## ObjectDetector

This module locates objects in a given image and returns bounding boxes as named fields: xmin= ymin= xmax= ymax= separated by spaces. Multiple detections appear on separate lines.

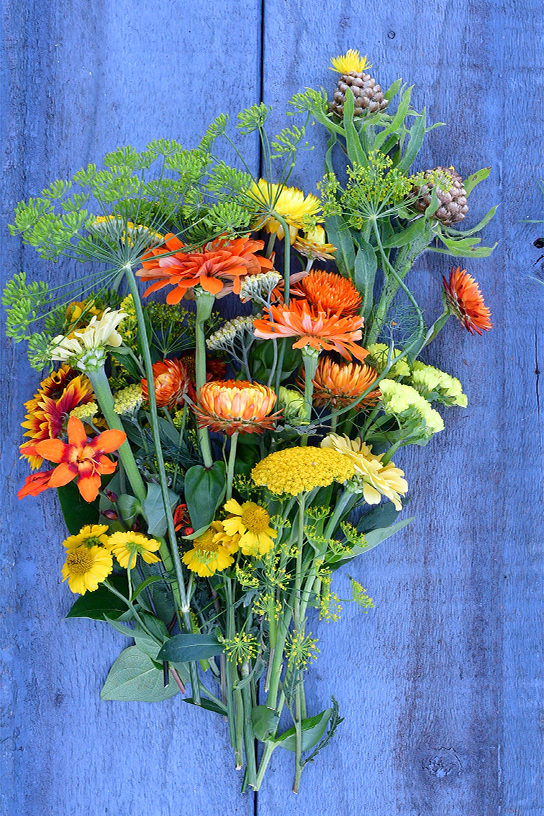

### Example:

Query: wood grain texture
xmin=1 ymin=0 xmax=543 ymax=814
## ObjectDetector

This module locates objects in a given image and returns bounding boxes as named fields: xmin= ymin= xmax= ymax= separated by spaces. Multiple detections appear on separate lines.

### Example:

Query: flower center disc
xmin=66 ymin=547 xmax=95 ymax=574
xmin=241 ymin=505 xmax=270 ymax=533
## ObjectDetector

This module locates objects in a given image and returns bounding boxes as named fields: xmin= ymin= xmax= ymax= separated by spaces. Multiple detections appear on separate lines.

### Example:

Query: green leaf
xmin=446 ymin=205 xmax=498 ymax=237
xmin=184 ymin=461 xmax=226 ymax=532
xmin=273 ymin=708 xmax=332 ymax=752
xmin=65 ymin=574 xmax=129 ymax=621
xmin=100 ymin=646 xmax=179 ymax=702
xmin=374 ymin=86 xmax=412 ymax=152
xmin=157 ymin=632 xmax=224 ymax=663
xmin=396 ymin=109 xmax=426 ymax=173
xmin=252 ymin=705 xmax=280 ymax=742
xmin=133 ymin=613 xmax=170 ymax=659
xmin=353 ymin=239 xmax=377 ymax=322
xmin=342 ymin=88 xmax=366 ymax=166
xmin=143 ymin=482 xmax=179 ymax=537
xmin=324 ymin=214 xmax=355 ymax=279
xmin=57 ymin=481 xmax=100 ymax=535
xmin=384 ymin=78 xmax=402 ymax=102
xmin=104 ymin=614 xmax=135 ymax=637
xmin=130 ymin=574 xmax=163 ymax=602
xmin=117 ymin=494 xmax=141 ymax=525
xmin=353 ymin=516 xmax=415 ymax=554
xmin=183 ymin=697 xmax=228 ymax=716
xmin=357 ymin=501 xmax=402 ymax=533
xmin=464 ymin=166 xmax=491 ymax=196
xmin=381 ymin=217 xmax=427 ymax=249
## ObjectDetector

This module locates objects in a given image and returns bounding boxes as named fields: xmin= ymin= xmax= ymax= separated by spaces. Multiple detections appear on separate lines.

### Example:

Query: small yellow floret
xmin=330 ymin=50 xmax=371 ymax=74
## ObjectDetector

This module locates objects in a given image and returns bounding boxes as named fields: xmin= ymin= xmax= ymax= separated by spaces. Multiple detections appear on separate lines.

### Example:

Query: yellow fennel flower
xmin=61 ymin=545 xmax=113 ymax=595
xmin=182 ymin=524 xmax=234 ymax=577
xmin=107 ymin=531 xmax=161 ymax=569
xmin=222 ymin=499 xmax=277 ymax=556
xmin=251 ymin=446 xmax=355 ymax=496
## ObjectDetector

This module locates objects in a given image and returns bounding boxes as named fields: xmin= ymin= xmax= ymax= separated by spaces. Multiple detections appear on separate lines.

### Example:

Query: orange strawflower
xmin=195 ymin=380 xmax=280 ymax=435
xmin=141 ymin=358 xmax=191 ymax=408
xmin=253 ymin=300 xmax=368 ymax=362
xmin=31 ymin=416 xmax=126 ymax=503
xmin=443 ymin=267 xmax=492 ymax=335
xmin=311 ymin=357 xmax=379 ymax=408
xmin=292 ymin=269 xmax=362 ymax=316
xmin=136 ymin=233 xmax=274 ymax=302
xmin=20 ymin=365 xmax=94 ymax=469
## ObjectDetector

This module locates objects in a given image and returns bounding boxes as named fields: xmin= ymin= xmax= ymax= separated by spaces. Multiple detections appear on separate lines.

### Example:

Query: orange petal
xmin=67 ymin=416 xmax=87 ymax=447
xmin=34 ymin=438 xmax=67 ymax=463
xmin=98 ymin=455 xmax=117 ymax=474
xmin=199 ymin=276 xmax=224 ymax=295
xmin=77 ymin=474 xmax=101 ymax=502
xmin=166 ymin=287 xmax=189 ymax=305
xmin=90 ymin=429 xmax=126 ymax=454
xmin=165 ymin=233 xmax=184 ymax=251
xmin=49 ymin=462 xmax=77 ymax=487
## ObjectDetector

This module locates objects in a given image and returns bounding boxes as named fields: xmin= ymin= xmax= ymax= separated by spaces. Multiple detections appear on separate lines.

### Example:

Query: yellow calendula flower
xmin=249 ymin=180 xmax=322 ymax=239
xmin=222 ymin=499 xmax=277 ymax=556
xmin=321 ymin=434 xmax=408 ymax=511
xmin=182 ymin=523 xmax=234 ymax=577
xmin=107 ymin=531 xmax=161 ymax=569
xmin=61 ymin=545 xmax=113 ymax=595
xmin=62 ymin=524 xmax=110 ymax=550
xmin=251 ymin=446 xmax=355 ymax=496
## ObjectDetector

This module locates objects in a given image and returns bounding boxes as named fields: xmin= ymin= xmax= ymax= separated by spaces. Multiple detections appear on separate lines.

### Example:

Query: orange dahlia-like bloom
xmin=136 ymin=233 xmax=274 ymax=302
xmin=20 ymin=365 xmax=94 ymax=469
xmin=31 ymin=416 xmax=126 ymax=502
xmin=141 ymin=358 xmax=191 ymax=408
xmin=195 ymin=380 xmax=280 ymax=435
xmin=311 ymin=357 xmax=379 ymax=408
xmin=253 ymin=300 xmax=368 ymax=362
xmin=443 ymin=267 xmax=492 ymax=335
xmin=292 ymin=269 xmax=362 ymax=316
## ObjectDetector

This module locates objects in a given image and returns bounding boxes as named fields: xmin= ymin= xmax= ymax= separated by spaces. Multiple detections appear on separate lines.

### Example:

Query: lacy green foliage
xmin=236 ymin=102 xmax=271 ymax=134
xmin=144 ymin=302 xmax=198 ymax=359
xmin=270 ymin=125 xmax=311 ymax=158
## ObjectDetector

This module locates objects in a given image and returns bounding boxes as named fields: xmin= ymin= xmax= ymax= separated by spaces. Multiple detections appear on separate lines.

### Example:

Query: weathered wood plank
xmin=0 ymin=2 xmax=261 ymax=814
xmin=257 ymin=0 xmax=544 ymax=813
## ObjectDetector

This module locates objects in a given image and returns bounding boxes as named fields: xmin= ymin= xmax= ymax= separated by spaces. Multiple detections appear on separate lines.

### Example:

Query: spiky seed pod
xmin=329 ymin=51 xmax=388 ymax=118
xmin=412 ymin=166 xmax=469 ymax=225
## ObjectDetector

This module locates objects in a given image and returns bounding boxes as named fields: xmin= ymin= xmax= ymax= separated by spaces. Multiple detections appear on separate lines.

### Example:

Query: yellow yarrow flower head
xmin=222 ymin=499 xmax=277 ymax=557
xmin=107 ymin=531 xmax=161 ymax=569
xmin=366 ymin=343 xmax=411 ymax=378
xmin=181 ymin=522 xmax=234 ymax=577
xmin=70 ymin=401 xmax=99 ymax=421
xmin=410 ymin=361 xmax=467 ymax=407
xmin=330 ymin=50 xmax=371 ymax=74
xmin=249 ymin=180 xmax=322 ymax=239
xmin=321 ymin=434 xmax=408 ymax=511
xmin=62 ymin=524 xmax=110 ymax=550
xmin=251 ymin=446 xmax=355 ymax=496
xmin=62 ymin=545 xmax=113 ymax=595
xmin=113 ymin=384 xmax=143 ymax=415
xmin=379 ymin=379 xmax=444 ymax=442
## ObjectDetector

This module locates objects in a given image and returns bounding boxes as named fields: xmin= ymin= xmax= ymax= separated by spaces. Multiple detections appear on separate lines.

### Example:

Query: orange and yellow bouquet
xmin=4 ymin=51 xmax=494 ymax=793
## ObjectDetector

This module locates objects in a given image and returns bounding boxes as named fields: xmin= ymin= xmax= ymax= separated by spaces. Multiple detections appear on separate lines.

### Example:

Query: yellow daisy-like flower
xmin=251 ymin=446 xmax=355 ymax=496
xmin=222 ymin=499 xmax=277 ymax=556
xmin=329 ymin=50 xmax=371 ymax=74
xmin=61 ymin=545 xmax=113 ymax=595
xmin=62 ymin=524 xmax=110 ymax=550
xmin=249 ymin=180 xmax=322 ymax=239
xmin=321 ymin=434 xmax=408 ymax=511
xmin=107 ymin=531 xmax=161 ymax=569
xmin=182 ymin=524 xmax=234 ymax=577
xmin=293 ymin=226 xmax=337 ymax=261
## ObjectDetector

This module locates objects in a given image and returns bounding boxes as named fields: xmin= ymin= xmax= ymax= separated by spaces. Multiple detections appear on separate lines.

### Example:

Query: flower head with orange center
xmin=136 ymin=233 xmax=274 ymax=302
xmin=194 ymin=380 xmax=280 ymax=435
xmin=253 ymin=300 xmax=368 ymax=362
xmin=311 ymin=357 xmax=379 ymax=408
xmin=31 ymin=416 xmax=126 ymax=502
xmin=442 ymin=267 xmax=492 ymax=335
xmin=20 ymin=365 xmax=94 ymax=469
xmin=141 ymin=358 xmax=191 ymax=408
xmin=292 ymin=269 xmax=362 ymax=316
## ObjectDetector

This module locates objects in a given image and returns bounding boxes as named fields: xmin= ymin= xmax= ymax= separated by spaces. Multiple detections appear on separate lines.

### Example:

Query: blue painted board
xmin=1 ymin=0 xmax=543 ymax=814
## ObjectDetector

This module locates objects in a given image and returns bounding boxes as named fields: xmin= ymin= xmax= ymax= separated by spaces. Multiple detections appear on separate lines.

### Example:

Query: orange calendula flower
xmin=195 ymin=380 xmax=280 ymax=435
xmin=253 ymin=300 xmax=368 ymax=362
xmin=443 ymin=267 xmax=492 ymax=335
xmin=292 ymin=269 xmax=362 ymax=316
xmin=32 ymin=416 xmax=126 ymax=503
xmin=20 ymin=365 xmax=94 ymax=469
xmin=311 ymin=357 xmax=379 ymax=408
xmin=141 ymin=358 xmax=191 ymax=408
xmin=136 ymin=233 xmax=274 ymax=302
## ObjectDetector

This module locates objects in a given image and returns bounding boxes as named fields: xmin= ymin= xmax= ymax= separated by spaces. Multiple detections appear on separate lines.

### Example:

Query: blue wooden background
xmin=1 ymin=1 xmax=543 ymax=813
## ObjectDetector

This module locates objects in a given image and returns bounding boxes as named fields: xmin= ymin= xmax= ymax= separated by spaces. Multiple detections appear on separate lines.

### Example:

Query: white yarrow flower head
xmin=49 ymin=308 xmax=128 ymax=372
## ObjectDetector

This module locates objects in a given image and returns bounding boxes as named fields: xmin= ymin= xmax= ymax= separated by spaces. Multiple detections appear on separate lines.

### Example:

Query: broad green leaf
xmin=57 ymin=481 xmax=100 ymax=535
xmin=384 ymin=78 xmax=402 ymax=102
xmin=252 ymin=705 xmax=280 ymax=742
xmin=184 ymin=461 xmax=226 ymax=532
xmin=353 ymin=239 xmax=377 ymax=322
xmin=357 ymin=501 xmax=402 ymax=534
xmin=353 ymin=516 xmax=415 ymax=554
xmin=324 ymin=214 xmax=355 ymax=279
xmin=130 ymin=574 xmax=164 ymax=602
xmin=381 ymin=217 xmax=427 ymax=249
xmin=374 ymin=86 xmax=412 ymax=152
xmin=464 ymin=166 xmax=491 ymax=196
xmin=158 ymin=632 xmax=224 ymax=663
xmin=104 ymin=614 xmax=135 ymax=637
xmin=142 ymin=482 xmax=179 ymax=537
xmin=396 ymin=109 xmax=426 ymax=173
xmin=342 ymin=88 xmax=366 ymax=166
xmin=274 ymin=708 xmax=332 ymax=752
xmin=65 ymin=574 xmax=129 ymax=621
xmin=117 ymin=494 xmax=141 ymax=525
xmin=133 ymin=613 xmax=170 ymax=659
xmin=100 ymin=646 xmax=179 ymax=702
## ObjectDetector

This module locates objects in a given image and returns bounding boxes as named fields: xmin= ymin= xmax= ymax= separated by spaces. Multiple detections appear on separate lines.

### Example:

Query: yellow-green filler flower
xmin=409 ymin=362 xmax=467 ymax=407
xmin=379 ymin=379 xmax=444 ymax=442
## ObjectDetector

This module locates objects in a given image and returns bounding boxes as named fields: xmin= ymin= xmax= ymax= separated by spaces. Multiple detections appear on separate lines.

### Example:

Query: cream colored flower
xmin=50 ymin=308 xmax=128 ymax=371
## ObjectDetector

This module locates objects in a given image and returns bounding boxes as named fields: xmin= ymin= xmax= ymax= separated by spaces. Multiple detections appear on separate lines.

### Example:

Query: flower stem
xmin=300 ymin=349 xmax=319 ymax=446
xmin=241 ymin=662 xmax=257 ymax=787
xmin=225 ymin=432 xmax=239 ymax=502
xmin=194 ymin=288 xmax=215 ymax=468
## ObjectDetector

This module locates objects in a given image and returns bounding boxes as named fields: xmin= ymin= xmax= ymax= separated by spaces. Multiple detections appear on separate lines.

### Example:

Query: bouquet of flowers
xmin=4 ymin=50 xmax=494 ymax=793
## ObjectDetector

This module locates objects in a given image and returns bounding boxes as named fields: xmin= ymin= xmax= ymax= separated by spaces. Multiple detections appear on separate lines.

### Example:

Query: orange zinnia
xmin=443 ymin=267 xmax=492 ymax=335
xmin=311 ymin=357 xmax=379 ymax=408
xmin=253 ymin=300 xmax=368 ymax=362
xmin=32 ymin=416 xmax=126 ymax=502
xmin=136 ymin=233 xmax=274 ymax=302
xmin=292 ymin=269 xmax=362 ymax=316
xmin=195 ymin=380 xmax=280 ymax=435
xmin=141 ymin=358 xmax=190 ymax=408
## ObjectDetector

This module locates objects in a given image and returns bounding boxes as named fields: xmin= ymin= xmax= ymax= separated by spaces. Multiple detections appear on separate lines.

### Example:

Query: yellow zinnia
xmin=182 ymin=523 xmax=234 ymax=577
xmin=251 ymin=446 xmax=355 ymax=496
xmin=107 ymin=531 xmax=161 ymax=569
xmin=61 ymin=545 xmax=113 ymax=595
xmin=62 ymin=524 xmax=110 ymax=550
xmin=249 ymin=180 xmax=322 ymax=239
xmin=222 ymin=500 xmax=277 ymax=556
xmin=321 ymin=434 xmax=408 ymax=511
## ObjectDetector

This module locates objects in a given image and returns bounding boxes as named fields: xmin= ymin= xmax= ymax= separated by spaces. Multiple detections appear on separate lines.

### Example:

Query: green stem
xmin=225 ymin=577 xmax=243 ymax=768
xmin=194 ymin=288 xmax=215 ymax=468
xmin=300 ymin=349 xmax=319 ymax=446
xmin=323 ymin=488 xmax=353 ymax=540
xmin=86 ymin=367 xmax=146 ymax=504
xmin=225 ymin=432 xmax=239 ymax=502
xmin=241 ymin=662 xmax=257 ymax=787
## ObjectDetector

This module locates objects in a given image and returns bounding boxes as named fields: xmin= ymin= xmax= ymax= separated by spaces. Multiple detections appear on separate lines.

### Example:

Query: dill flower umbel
xmin=195 ymin=380 xmax=279 ymax=435
xmin=443 ymin=267 xmax=493 ymax=335
xmin=410 ymin=361 xmax=467 ymax=407
xmin=222 ymin=499 xmax=277 ymax=556
xmin=62 ymin=545 xmax=113 ymax=595
xmin=379 ymin=379 xmax=444 ymax=439
xmin=249 ymin=180 xmax=322 ymax=239
xmin=107 ymin=531 xmax=161 ymax=569
xmin=251 ymin=446 xmax=355 ymax=496
xmin=182 ymin=523 xmax=234 ymax=577
xmin=292 ymin=269 xmax=362 ymax=316
xmin=321 ymin=434 xmax=408 ymax=510
xmin=311 ymin=358 xmax=379 ymax=409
